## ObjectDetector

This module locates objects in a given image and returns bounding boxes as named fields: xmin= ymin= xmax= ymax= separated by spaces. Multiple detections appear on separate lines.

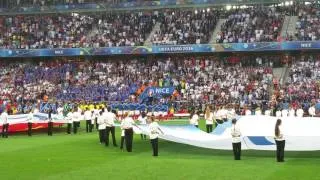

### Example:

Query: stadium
xmin=0 ymin=0 xmax=320 ymax=179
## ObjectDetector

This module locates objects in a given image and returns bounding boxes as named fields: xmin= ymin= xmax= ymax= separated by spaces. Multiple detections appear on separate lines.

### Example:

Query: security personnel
xmin=105 ymin=107 xmax=117 ymax=147
xmin=149 ymin=116 xmax=164 ymax=157
xmin=84 ymin=108 xmax=92 ymax=133
xmin=66 ymin=110 xmax=73 ymax=134
xmin=1 ymin=109 xmax=9 ymax=138
xmin=27 ymin=110 xmax=33 ymax=136
xmin=97 ymin=110 xmax=106 ymax=144
xmin=231 ymin=119 xmax=241 ymax=160
xmin=121 ymin=112 xmax=135 ymax=152
xmin=47 ymin=107 xmax=53 ymax=136
xmin=274 ymin=119 xmax=285 ymax=162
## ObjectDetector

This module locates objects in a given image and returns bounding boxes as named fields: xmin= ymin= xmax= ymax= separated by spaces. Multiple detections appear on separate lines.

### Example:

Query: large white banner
xmin=138 ymin=116 xmax=320 ymax=151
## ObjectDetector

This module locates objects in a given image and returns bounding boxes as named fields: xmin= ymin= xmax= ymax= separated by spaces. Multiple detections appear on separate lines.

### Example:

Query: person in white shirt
xmin=66 ymin=109 xmax=73 ymax=134
xmin=1 ymin=109 xmax=9 ymax=138
xmin=255 ymin=107 xmax=262 ymax=116
xmin=264 ymin=109 xmax=271 ymax=116
xmin=288 ymin=107 xmax=295 ymax=117
xmin=120 ymin=112 xmax=136 ymax=152
xmin=27 ymin=109 xmax=34 ymax=136
xmin=84 ymin=108 xmax=92 ymax=133
xmin=189 ymin=110 xmax=199 ymax=128
xmin=274 ymin=119 xmax=285 ymax=162
xmin=281 ymin=109 xmax=288 ymax=118
xmin=90 ymin=110 xmax=95 ymax=132
xmin=231 ymin=119 xmax=241 ymax=160
xmin=296 ymin=107 xmax=304 ymax=118
xmin=245 ymin=107 xmax=252 ymax=116
xmin=276 ymin=109 xmax=282 ymax=117
xmin=97 ymin=110 xmax=106 ymax=144
xmin=94 ymin=107 xmax=100 ymax=130
xmin=149 ymin=116 xmax=164 ymax=157
xmin=308 ymin=105 xmax=316 ymax=117
xmin=204 ymin=106 xmax=214 ymax=133
xmin=105 ymin=107 xmax=117 ymax=147
xmin=138 ymin=112 xmax=147 ymax=140
xmin=73 ymin=107 xmax=81 ymax=134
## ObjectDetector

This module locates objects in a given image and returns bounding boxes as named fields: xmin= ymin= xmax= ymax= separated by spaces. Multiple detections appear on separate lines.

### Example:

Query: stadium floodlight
xmin=284 ymin=1 xmax=290 ymax=6
xmin=207 ymin=8 xmax=210 ymax=12
xmin=195 ymin=10 xmax=198 ymax=14
xmin=304 ymin=1 xmax=311 ymax=5
xmin=289 ymin=1 xmax=293 ymax=5
xmin=226 ymin=5 xmax=232 ymax=11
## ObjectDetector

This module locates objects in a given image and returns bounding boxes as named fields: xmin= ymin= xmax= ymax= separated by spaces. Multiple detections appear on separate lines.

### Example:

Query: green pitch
xmin=0 ymin=120 xmax=319 ymax=180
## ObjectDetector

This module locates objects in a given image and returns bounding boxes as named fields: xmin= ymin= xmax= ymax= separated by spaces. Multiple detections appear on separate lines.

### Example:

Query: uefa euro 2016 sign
xmin=1 ymin=41 xmax=320 ymax=57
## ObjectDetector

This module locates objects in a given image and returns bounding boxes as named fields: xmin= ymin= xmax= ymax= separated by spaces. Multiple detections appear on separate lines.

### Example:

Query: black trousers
xmin=89 ymin=121 xmax=93 ymax=132
xmin=105 ymin=126 xmax=117 ymax=146
xmin=195 ymin=125 xmax=198 ymax=128
xmin=120 ymin=136 xmax=125 ymax=149
xmin=67 ymin=123 xmax=72 ymax=134
xmin=232 ymin=142 xmax=241 ymax=160
xmin=141 ymin=134 xmax=147 ymax=140
xmin=99 ymin=129 xmax=106 ymax=143
xmin=95 ymin=118 xmax=98 ymax=129
xmin=27 ymin=122 xmax=32 ymax=136
xmin=206 ymin=124 xmax=213 ymax=133
xmin=2 ymin=123 xmax=9 ymax=138
xmin=216 ymin=119 xmax=224 ymax=124
xmin=275 ymin=140 xmax=285 ymax=162
xmin=151 ymin=138 xmax=159 ymax=156
xmin=48 ymin=122 xmax=53 ymax=136
xmin=73 ymin=122 xmax=79 ymax=134
xmin=124 ymin=128 xmax=134 ymax=152
xmin=86 ymin=120 xmax=91 ymax=133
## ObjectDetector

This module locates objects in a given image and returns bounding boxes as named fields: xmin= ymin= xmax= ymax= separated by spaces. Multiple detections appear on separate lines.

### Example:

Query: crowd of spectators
xmin=0 ymin=6 xmax=306 ymax=49
xmin=274 ymin=55 xmax=320 ymax=113
xmin=0 ymin=55 xmax=276 ymax=114
xmin=152 ymin=9 xmax=218 ymax=45
xmin=293 ymin=4 xmax=320 ymax=41
xmin=216 ymin=7 xmax=284 ymax=43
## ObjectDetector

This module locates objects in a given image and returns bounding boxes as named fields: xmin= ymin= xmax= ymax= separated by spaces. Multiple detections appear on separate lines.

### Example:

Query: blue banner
xmin=139 ymin=87 xmax=175 ymax=101
xmin=1 ymin=41 xmax=320 ymax=57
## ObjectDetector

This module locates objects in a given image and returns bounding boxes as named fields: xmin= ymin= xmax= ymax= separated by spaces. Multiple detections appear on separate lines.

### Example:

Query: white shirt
xmin=309 ymin=106 xmax=316 ymax=116
xmin=276 ymin=110 xmax=282 ymax=117
xmin=227 ymin=109 xmax=236 ymax=119
xmin=288 ymin=109 xmax=295 ymax=117
xmin=231 ymin=124 xmax=241 ymax=143
xmin=149 ymin=121 xmax=161 ymax=139
xmin=121 ymin=117 xmax=135 ymax=129
xmin=97 ymin=115 xmax=106 ymax=130
xmin=1 ymin=112 xmax=8 ymax=124
xmin=264 ymin=110 xmax=271 ymax=116
xmin=296 ymin=109 xmax=304 ymax=117
xmin=28 ymin=112 xmax=33 ymax=123
xmin=281 ymin=109 xmax=288 ymax=117
xmin=66 ymin=112 xmax=73 ymax=123
xmin=138 ymin=116 xmax=147 ymax=125
xmin=57 ymin=107 xmax=63 ymax=116
xmin=72 ymin=111 xmax=81 ymax=122
xmin=205 ymin=112 xmax=214 ymax=125
xmin=190 ymin=114 xmax=199 ymax=126
xmin=104 ymin=112 xmax=117 ymax=127
xmin=255 ymin=110 xmax=262 ymax=116
xmin=275 ymin=125 xmax=285 ymax=141
xmin=245 ymin=110 xmax=251 ymax=116
xmin=84 ymin=110 xmax=91 ymax=120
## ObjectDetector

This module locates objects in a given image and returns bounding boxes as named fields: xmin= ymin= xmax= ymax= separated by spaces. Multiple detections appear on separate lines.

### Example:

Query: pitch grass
xmin=0 ymin=120 xmax=319 ymax=180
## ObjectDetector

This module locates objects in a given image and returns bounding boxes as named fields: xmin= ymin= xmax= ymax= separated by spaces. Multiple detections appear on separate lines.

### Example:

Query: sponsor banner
xmin=139 ymin=87 xmax=175 ymax=101
xmin=1 ymin=41 xmax=320 ymax=57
